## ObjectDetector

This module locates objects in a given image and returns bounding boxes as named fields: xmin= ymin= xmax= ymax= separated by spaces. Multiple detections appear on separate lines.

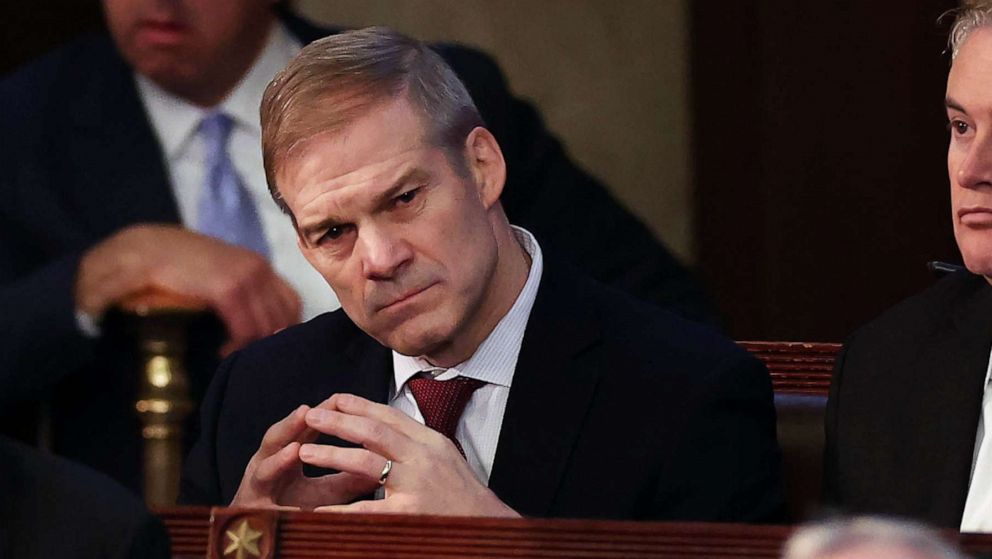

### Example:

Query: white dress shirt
xmin=134 ymin=22 xmax=339 ymax=321
xmin=390 ymin=227 xmax=544 ymax=485
xmin=961 ymin=347 xmax=992 ymax=531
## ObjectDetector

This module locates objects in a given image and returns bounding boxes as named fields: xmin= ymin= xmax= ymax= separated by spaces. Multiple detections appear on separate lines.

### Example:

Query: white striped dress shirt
xmin=390 ymin=226 xmax=543 ymax=485
xmin=961 ymin=346 xmax=992 ymax=532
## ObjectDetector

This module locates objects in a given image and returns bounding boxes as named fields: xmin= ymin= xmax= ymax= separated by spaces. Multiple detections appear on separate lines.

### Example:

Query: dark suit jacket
xmin=180 ymin=261 xmax=783 ymax=521
xmin=824 ymin=270 xmax=992 ymax=528
xmin=0 ymin=14 xmax=713 ymax=492
xmin=0 ymin=436 xmax=171 ymax=559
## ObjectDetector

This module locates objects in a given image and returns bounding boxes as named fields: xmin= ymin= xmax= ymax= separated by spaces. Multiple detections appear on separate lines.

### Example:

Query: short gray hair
xmin=782 ymin=517 xmax=970 ymax=559
xmin=947 ymin=1 xmax=992 ymax=59
xmin=260 ymin=26 xmax=485 ymax=213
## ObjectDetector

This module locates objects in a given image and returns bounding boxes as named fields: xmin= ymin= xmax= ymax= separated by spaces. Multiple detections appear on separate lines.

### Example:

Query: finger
xmin=226 ymin=275 xmax=298 ymax=346
xmin=238 ymin=282 xmax=277 ymax=339
xmin=271 ymin=277 xmax=302 ymax=328
xmin=306 ymin=472 xmax=381 ymax=503
xmin=253 ymin=272 xmax=302 ymax=335
xmin=304 ymin=407 xmax=415 ymax=461
xmin=245 ymin=285 xmax=282 ymax=338
xmin=210 ymin=263 xmax=275 ymax=351
xmin=220 ymin=339 xmax=240 ymax=358
xmin=213 ymin=293 xmax=261 ymax=354
xmin=253 ymin=441 xmax=302 ymax=484
xmin=327 ymin=393 xmax=436 ymax=443
xmin=314 ymin=499 xmax=386 ymax=514
xmin=298 ymin=444 xmax=386 ymax=480
xmin=258 ymin=405 xmax=311 ymax=457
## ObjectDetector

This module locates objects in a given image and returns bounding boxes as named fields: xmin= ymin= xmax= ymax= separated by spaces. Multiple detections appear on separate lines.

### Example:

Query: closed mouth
xmin=959 ymin=206 xmax=992 ymax=218
xmin=378 ymin=283 xmax=436 ymax=312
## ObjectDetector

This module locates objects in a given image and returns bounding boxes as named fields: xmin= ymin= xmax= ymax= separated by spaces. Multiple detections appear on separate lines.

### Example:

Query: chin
xmin=957 ymin=232 xmax=992 ymax=278
xmin=379 ymin=320 xmax=452 ymax=358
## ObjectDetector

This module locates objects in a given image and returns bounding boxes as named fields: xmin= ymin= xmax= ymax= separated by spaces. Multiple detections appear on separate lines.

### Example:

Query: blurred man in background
xmin=783 ymin=517 xmax=969 ymax=559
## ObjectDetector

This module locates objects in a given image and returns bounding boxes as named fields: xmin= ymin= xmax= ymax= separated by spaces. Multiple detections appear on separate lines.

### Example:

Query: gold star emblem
xmin=223 ymin=519 xmax=263 ymax=559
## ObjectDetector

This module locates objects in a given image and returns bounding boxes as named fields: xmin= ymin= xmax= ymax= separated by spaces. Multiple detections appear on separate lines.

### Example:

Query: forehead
xmin=948 ymin=27 xmax=992 ymax=103
xmin=277 ymin=96 xmax=434 ymax=217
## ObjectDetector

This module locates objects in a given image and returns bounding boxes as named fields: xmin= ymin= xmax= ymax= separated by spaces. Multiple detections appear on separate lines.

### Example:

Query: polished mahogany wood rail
xmin=155 ymin=507 xmax=992 ymax=559
xmin=739 ymin=341 xmax=840 ymax=396
xmin=156 ymin=507 xmax=789 ymax=559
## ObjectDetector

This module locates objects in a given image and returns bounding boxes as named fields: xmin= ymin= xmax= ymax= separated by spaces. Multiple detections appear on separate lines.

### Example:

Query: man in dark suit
xmin=180 ymin=27 xmax=783 ymax=521
xmin=824 ymin=3 xmax=992 ymax=530
xmin=0 ymin=1 xmax=712 ymax=492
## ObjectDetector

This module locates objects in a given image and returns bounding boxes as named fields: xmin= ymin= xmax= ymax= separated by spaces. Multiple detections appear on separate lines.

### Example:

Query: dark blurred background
xmin=0 ymin=0 xmax=961 ymax=342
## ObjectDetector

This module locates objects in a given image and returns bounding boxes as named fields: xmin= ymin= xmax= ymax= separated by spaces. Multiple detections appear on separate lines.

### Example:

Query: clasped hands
xmin=231 ymin=393 xmax=520 ymax=517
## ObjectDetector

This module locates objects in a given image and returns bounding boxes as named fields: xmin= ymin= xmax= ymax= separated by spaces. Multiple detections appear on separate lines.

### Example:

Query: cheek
xmin=957 ymin=232 xmax=992 ymax=277
xmin=949 ymin=149 xmax=962 ymax=185
xmin=303 ymin=250 xmax=360 ymax=303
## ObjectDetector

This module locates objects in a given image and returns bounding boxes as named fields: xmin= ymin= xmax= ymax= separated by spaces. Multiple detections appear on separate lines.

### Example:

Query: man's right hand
xmin=231 ymin=405 xmax=380 ymax=510
xmin=75 ymin=224 xmax=301 ymax=354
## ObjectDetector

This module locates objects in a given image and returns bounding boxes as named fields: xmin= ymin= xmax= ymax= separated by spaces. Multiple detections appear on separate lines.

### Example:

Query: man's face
xmin=103 ymin=0 xmax=273 ymax=105
xmin=278 ymin=96 xmax=503 ymax=359
xmin=947 ymin=27 xmax=992 ymax=277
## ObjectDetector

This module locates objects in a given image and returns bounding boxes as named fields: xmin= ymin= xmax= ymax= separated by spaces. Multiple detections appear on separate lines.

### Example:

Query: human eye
xmin=948 ymin=118 xmax=972 ymax=137
xmin=317 ymin=224 xmax=353 ymax=245
xmin=394 ymin=187 xmax=421 ymax=206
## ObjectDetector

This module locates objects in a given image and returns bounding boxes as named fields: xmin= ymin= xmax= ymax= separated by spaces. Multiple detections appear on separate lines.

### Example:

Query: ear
xmin=464 ymin=127 xmax=506 ymax=210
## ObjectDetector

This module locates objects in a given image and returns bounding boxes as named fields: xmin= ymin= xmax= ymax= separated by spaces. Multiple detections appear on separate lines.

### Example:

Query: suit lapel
xmin=343 ymin=329 xmax=393 ymax=405
xmin=488 ymin=262 xmax=602 ymax=516
xmin=302 ymin=327 xmax=391 ymax=476
xmin=935 ymin=274 xmax=992 ymax=523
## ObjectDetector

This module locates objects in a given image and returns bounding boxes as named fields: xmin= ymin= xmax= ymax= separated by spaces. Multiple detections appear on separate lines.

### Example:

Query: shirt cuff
xmin=74 ymin=308 xmax=102 ymax=339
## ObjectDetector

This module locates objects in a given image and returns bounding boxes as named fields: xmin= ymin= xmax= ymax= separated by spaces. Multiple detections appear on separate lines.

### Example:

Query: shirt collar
xmin=985 ymin=345 xmax=992 ymax=388
xmin=392 ymin=226 xmax=544 ymax=393
xmin=134 ymin=22 xmax=301 ymax=160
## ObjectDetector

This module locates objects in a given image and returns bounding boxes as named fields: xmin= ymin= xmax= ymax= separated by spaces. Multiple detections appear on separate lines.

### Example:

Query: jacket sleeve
xmin=0 ymin=223 xmax=98 ymax=410
xmin=653 ymin=352 xmax=786 ymax=522
xmin=433 ymin=44 xmax=718 ymax=326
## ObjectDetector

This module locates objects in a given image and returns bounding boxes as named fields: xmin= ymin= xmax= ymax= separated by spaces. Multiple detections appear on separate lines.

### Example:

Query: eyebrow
xmin=945 ymin=97 xmax=967 ymax=113
xmin=297 ymin=167 xmax=433 ymax=245
xmin=371 ymin=168 xmax=432 ymax=212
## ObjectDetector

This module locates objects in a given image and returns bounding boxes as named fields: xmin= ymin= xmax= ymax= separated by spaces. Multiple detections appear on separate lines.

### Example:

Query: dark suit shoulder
xmin=531 ymin=268 xmax=780 ymax=522
xmin=233 ymin=310 xmax=364 ymax=364
xmin=1 ymin=33 xmax=130 ymax=174
xmin=589 ymin=275 xmax=757 ymax=383
xmin=844 ymin=270 xmax=987 ymax=358
xmin=215 ymin=309 xmax=388 ymax=423
xmin=1 ymin=33 xmax=121 ymax=116
xmin=824 ymin=270 xmax=992 ymax=526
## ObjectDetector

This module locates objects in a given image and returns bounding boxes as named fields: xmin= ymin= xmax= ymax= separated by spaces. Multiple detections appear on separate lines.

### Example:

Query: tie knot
xmin=200 ymin=112 xmax=234 ymax=153
xmin=406 ymin=374 xmax=485 ymax=456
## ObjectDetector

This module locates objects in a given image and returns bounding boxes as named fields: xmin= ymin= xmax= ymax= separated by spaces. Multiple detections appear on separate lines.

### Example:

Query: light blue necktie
xmin=195 ymin=112 xmax=270 ymax=258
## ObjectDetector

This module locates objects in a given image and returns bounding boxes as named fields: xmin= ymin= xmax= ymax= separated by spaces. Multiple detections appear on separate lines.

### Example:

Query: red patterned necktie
xmin=406 ymin=374 xmax=485 ymax=457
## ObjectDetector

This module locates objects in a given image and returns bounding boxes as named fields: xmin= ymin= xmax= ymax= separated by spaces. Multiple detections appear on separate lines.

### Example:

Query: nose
xmin=956 ymin=133 xmax=992 ymax=190
xmin=356 ymin=224 xmax=413 ymax=280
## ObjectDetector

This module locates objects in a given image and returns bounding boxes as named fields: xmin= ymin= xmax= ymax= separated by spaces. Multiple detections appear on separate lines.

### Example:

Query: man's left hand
xmin=298 ymin=393 xmax=520 ymax=517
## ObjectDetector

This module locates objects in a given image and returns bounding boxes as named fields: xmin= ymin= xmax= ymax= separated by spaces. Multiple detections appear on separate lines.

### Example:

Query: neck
xmin=424 ymin=221 xmax=531 ymax=368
